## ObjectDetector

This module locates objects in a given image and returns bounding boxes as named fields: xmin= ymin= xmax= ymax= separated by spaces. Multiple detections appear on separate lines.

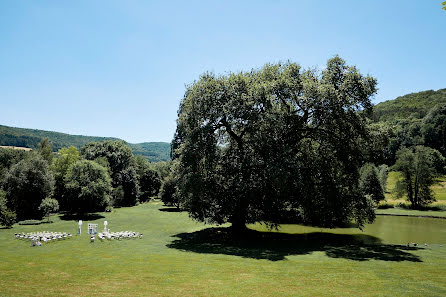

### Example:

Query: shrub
xmin=18 ymin=219 xmax=41 ymax=225
xmin=377 ymin=203 xmax=394 ymax=209
xmin=0 ymin=209 xmax=17 ymax=228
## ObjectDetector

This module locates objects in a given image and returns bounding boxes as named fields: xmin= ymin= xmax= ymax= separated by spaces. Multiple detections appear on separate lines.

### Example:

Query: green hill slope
xmin=373 ymin=88 xmax=446 ymax=122
xmin=0 ymin=124 xmax=170 ymax=162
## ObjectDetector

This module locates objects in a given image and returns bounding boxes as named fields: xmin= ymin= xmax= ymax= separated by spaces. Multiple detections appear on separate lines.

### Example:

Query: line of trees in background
xmin=0 ymin=139 xmax=166 ymax=227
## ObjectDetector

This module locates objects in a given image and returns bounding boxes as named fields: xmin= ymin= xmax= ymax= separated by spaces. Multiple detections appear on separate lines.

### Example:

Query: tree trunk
xmin=414 ymin=176 xmax=419 ymax=209
xmin=230 ymin=200 xmax=248 ymax=235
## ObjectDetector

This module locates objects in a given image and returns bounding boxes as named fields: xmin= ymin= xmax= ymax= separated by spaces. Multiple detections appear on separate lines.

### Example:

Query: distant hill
xmin=373 ymin=88 xmax=446 ymax=122
xmin=0 ymin=124 xmax=170 ymax=162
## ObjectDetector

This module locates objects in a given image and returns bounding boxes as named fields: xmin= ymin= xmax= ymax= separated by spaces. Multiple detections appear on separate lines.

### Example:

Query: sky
xmin=0 ymin=0 xmax=445 ymax=143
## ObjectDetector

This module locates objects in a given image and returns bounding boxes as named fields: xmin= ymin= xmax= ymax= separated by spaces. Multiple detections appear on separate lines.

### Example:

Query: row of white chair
xmin=94 ymin=231 xmax=143 ymax=241
xmin=14 ymin=232 xmax=72 ymax=243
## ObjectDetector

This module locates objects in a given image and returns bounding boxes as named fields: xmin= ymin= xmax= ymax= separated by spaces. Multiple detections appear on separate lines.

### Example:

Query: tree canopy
xmin=81 ymin=140 xmax=139 ymax=206
xmin=3 ymin=154 xmax=54 ymax=220
xmin=173 ymin=56 xmax=378 ymax=231
xmin=65 ymin=160 xmax=112 ymax=213
xmin=51 ymin=146 xmax=81 ymax=210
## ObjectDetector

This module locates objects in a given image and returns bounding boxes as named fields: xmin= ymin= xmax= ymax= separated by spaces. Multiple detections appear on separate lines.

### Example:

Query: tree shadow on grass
xmin=59 ymin=213 xmax=105 ymax=221
xmin=167 ymin=227 xmax=422 ymax=262
xmin=159 ymin=207 xmax=184 ymax=212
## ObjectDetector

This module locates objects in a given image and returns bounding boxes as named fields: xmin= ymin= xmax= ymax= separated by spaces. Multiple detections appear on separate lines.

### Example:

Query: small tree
xmin=359 ymin=163 xmax=385 ymax=203
xmin=377 ymin=164 xmax=389 ymax=193
xmin=393 ymin=146 xmax=444 ymax=208
xmin=37 ymin=138 xmax=54 ymax=164
xmin=160 ymin=174 xmax=179 ymax=209
xmin=39 ymin=198 xmax=59 ymax=222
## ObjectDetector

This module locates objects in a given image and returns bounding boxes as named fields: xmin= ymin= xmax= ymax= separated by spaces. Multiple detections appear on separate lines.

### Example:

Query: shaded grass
xmin=1 ymin=202 xmax=446 ymax=296
xmin=168 ymin=227 xmax=422 ymax=262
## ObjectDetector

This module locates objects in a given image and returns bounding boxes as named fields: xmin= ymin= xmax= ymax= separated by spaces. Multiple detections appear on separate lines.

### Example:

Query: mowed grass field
xmin=1 ymin=202 xmax=446 ymax=297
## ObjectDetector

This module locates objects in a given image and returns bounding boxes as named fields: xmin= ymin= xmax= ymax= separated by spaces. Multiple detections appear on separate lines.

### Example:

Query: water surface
xmin=250 ymin=215 xmax=446 ymax=245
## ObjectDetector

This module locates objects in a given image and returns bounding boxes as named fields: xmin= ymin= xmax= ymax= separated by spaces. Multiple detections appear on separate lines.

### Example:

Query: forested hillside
xmin=373 ymin=88 xmax=446 ymax=122
xmin=0 ymin=125 xmax=170 ymax=162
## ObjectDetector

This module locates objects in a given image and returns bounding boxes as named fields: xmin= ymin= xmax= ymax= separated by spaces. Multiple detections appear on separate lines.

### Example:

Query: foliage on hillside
xmin=373 ymin=88 xmax=446 ymax=122
xmin=0 ymin=124 xmax=170 ymax=162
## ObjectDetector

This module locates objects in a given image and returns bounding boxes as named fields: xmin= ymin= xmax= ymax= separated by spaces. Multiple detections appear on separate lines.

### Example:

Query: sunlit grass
xmin=1 ymin=202 xmax=446 ymax=296
xmin=385 ymin=171 xmax=446 ymax=201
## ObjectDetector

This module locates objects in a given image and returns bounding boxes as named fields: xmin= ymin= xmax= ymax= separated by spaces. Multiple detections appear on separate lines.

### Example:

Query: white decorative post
xmin=78 ymin=220 xmax=82 ymax=235
xmin=104 ymin=221 xmax=108 ymax=233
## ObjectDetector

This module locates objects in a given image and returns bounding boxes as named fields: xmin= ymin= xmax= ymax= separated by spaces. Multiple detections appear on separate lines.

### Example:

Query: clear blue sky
xmin=1 ymin=1 xmax=445 ymax=143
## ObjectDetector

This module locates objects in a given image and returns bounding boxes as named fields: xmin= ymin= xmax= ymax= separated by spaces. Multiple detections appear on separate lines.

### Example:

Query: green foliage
xmin=359 ymin=163 xmax=385 ymax=203
xmin=65 ymin=160 xmax=112 ymax=213
xmin=17 ymin=219 xmax=41 ymax=225
xmin=160 ymin=174 xmax=179 ymax=208
xmin=37 ymin=137 xmax=53 ymax=163
xmin=0 ymin=124 xmax=170 ymax=162
xmin=129 ymin=142 xmax=171 ymax=162
xmin=0 ymin=147 xmax=30 ymax=184
xmin=174 ymin=56 xmax=378 ymax=230
xmin=81 ymin=140 xmax=139 ymax=206
xmin=421 ymin=103 xmax=446 ymax=158
xmin=149 ymin=161 xmax=172 ymax=181
xmin=373 ymin=88 xmax=446 ymax=122
xmin=393 ymin=146 xmax=445 ymax=208
xmin=0 ymin=190 xmax=16 ymax=228
xmin=38 ymin=197 xmax=59 ymax=222
xmin=51 ymin=146 xmax=80 ymax=210
xmin=134 ymin=155 xmax=161 ymax=202
xmin=377 ymin=164 xmax=389 ymax=193
xmin=443 ymin=1 xmax=446 ymax=10
xmin=3 ymin=154 xmax=54 ymax=220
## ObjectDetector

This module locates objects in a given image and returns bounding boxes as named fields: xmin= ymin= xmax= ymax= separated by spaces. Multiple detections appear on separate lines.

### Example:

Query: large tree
xmin=3 ymin=154 xmax=54 ymax=220
xmin=51 ymin=146 xmax=81 ymax=210
xmin=393 ymin=146 xmax=444 ymax=208
xmin=359 ymin=163 xmax=385 ymax=203
xmin=65 ymin=160 xmax=112 ymax=213
xmin=173 ymin=56 xmax=378 ymax=231
xmin=81 ymin=140 xmax=139 ymax=206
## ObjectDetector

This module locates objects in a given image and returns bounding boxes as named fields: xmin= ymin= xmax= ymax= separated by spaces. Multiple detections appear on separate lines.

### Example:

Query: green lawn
xmin=1 ymin=202 xmax=446 ymax=296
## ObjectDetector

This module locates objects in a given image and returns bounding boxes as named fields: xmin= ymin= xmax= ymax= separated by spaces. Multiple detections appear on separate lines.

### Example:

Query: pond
xmin=250 ymin=215 xmax=446 ymax=245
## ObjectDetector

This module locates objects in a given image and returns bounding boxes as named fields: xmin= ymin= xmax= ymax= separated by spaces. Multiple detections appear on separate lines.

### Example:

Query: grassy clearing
xmin=1 ymin=202 xmax=446 ymax=296
xmin=385 ymin=171 xmax=446 ymax=201
xmin=379 ymin=172 xmax=446 ymax=218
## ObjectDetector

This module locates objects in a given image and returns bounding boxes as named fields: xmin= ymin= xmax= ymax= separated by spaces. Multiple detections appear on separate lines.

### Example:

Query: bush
xmin=377 ymin=202 xmax=394 ymax=209
xmin=0 ymin=209 xmax=17 ymax=228
xmin=18 ymin=219 xmax=41 ymax=225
